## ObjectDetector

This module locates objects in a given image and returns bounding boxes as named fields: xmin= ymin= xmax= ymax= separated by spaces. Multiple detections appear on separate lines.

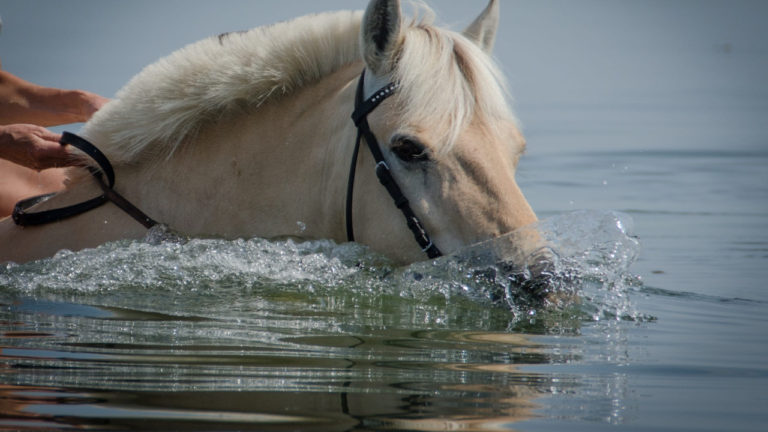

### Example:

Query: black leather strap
xmin=12 ymin=132 xmax=157 ymax=229
xmin=61 ymin=132 xmax=115 ymax=188
xmin=12 ymin=191 xmax=108 ymax=226
xmin=346 ymin=71 xmax=442 ymax=259
xmin=96 ymin=174 xmax=157 ymax=229
xmin=345 ymin=128 xmax=362 ymax=241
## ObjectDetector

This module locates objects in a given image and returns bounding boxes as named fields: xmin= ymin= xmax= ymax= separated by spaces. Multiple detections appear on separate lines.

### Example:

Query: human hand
xmin=0 ymin=124 xmax=75 ymax=171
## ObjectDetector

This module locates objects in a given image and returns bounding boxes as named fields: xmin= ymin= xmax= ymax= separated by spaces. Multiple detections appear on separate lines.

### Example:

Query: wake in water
xmin=0 ymin=210 xmax=641 ymax=331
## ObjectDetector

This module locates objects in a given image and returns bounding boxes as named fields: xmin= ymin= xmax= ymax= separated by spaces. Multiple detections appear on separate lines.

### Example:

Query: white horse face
xmin=361 ymin=99 xmax=538 ymax=264
xmin=355 ymin=0 xmax=538 ymax=263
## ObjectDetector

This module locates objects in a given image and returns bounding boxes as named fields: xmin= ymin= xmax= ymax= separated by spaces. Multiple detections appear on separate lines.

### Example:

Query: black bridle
xmin=346 ymin=71 xmax=442 ymax=259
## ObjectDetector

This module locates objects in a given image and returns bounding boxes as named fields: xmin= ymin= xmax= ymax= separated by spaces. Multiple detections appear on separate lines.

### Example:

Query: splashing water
xmin=396 ymin=210 xmax=642 ymax=326
xmin=0 ymin=210 xmax=641 ymax=331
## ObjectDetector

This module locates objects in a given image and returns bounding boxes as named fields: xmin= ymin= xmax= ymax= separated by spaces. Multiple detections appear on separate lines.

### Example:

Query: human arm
xmin=0 ymin=70 xmax=109 ymax=126
xmin=0 ymin=124 xmax=75 ymax=170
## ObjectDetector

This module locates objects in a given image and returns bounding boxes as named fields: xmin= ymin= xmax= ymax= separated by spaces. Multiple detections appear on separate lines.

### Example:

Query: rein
xmin=346 ymin=71 xmax=442 ymax=259
xmin=12 ymin=132 xmax=157 ymax=229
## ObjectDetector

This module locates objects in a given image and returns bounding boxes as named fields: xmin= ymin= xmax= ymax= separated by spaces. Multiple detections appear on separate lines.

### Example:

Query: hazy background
xmin=1 ymin=0 xmax=766 ymax=150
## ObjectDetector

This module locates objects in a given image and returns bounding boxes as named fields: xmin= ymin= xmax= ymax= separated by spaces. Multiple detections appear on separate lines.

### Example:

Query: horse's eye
xmin=391 ymin=138 xmax=430 ymax=163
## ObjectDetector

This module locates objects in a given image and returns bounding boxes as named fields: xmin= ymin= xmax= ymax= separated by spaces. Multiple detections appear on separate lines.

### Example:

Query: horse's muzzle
xmin=504 ymin=250 xmax=557 ymax=302
xmin=468 ymin=248 xmax=558 ymax=306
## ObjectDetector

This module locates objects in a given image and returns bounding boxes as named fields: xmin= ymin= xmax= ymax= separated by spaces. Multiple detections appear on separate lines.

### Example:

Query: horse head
xmin=351 ymin=0 xmax=542 ymax=270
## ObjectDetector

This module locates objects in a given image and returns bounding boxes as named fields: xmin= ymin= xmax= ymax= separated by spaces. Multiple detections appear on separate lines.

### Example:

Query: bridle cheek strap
xmin=346 ymin=71 xmax=442 ymax=259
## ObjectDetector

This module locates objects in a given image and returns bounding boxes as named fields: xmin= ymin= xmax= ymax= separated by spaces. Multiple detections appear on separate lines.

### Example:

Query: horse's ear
xmin=463 ymin=0 xmax=499 ymax=53
xmin=361 ymin=0 xmax=402 ymax=75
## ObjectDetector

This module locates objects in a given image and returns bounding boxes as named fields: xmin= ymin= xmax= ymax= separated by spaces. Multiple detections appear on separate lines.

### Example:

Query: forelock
xmin=392 ymin=20 xmax=515 ymax=153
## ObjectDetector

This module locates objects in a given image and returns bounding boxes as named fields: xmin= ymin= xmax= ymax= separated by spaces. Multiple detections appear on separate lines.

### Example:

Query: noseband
xmin=346 ymin=71 xmax=442 ymax=259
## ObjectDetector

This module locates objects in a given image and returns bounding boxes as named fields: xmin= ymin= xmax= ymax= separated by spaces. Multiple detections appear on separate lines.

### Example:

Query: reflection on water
xmin=1 ymin=307 xmax=556 ymax=430
xmin=0 ymin=211 xmax=641 ymax=430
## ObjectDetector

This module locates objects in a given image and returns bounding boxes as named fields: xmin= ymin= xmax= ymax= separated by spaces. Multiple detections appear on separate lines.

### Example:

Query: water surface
xmin=2 ymin=1 xmax=768 ymax=431
xmin=2 ymin=210 xmax=644 ymax=430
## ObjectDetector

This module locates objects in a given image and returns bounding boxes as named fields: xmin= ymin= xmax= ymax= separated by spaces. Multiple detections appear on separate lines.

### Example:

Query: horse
xmin=0 ymin=0 xmax=542 ymax=280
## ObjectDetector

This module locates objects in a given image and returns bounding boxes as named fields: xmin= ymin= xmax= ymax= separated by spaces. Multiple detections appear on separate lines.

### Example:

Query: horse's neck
xmin=0 ymin=174 xmax=149 ymax=263
xmin=119 ymin=63 xmax=363 ymax=241
xmin=0 ymin=64 xmax=364 ymax=264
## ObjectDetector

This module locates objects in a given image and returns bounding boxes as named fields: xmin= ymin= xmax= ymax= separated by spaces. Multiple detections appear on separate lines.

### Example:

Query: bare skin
xmin=0 ymin=124 xmax=68 ymax=169
xmin=0 ymin=68 xmax=109 ymax=217
xmin=0 ymin=70 xmax=108 ymax=127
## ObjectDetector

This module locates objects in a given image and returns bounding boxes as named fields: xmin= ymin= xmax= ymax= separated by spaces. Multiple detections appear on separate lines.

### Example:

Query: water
xmin=2 ymin=1 xmax=768 ymax=431
xmin=1 ymin=212 xmax=644 ymax=430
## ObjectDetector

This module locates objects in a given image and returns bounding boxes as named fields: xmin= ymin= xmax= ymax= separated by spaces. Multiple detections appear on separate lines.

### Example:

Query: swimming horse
xmin=0 ymin=0 xmax=543 ymax=280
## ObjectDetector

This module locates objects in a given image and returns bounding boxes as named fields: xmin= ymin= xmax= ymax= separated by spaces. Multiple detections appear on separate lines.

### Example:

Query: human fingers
xmin=33 ymin=127 xmax=63 ymax=144
xmin=29 ymin=132 xmax=76 ymax=170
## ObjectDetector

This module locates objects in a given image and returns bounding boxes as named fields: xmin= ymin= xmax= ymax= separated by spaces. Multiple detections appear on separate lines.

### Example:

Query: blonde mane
xmin=395 ymin=21 xmax=515 ymax=152
xmin=83 ymin=7 xmax=514 ymax=164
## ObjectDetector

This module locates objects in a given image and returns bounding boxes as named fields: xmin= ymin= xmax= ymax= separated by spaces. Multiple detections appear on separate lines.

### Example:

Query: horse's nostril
xmin=453 ymin=237 xmax=561 ymax=305
xmin=500 ymin=249 xmax=557 ymax=302
xmin=521 ymin=262 xmax=555 ymax=300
